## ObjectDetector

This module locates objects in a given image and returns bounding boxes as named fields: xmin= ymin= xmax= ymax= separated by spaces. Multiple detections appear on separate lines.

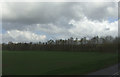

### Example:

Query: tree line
xmin=2 ymin=36 xmax=119 ymax=53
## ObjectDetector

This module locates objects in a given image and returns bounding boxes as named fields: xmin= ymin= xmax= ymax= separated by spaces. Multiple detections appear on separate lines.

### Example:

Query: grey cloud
xmin=1 ymin=2 xmax=118 ymax=43
xmin=3 ymin=3 xmax=79 ymax=30
xmin=82 ymin=2 xmax=118 ymax=21
xmin=2 ymin=2 xmax=117 ymax=31
xmin=3 ymin=3 xmax=81 ymax=26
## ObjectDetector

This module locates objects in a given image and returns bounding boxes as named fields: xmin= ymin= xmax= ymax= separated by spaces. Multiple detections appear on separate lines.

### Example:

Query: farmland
xmin=2 ymin=51 xmax=118 ymax=75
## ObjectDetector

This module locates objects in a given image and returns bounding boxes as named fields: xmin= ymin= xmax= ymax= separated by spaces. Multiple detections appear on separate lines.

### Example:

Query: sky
xmin=0 ymin=1 xmax=118 ymax=43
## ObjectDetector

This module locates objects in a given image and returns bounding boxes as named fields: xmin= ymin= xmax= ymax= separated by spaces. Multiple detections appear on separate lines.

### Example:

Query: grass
xmin=2 ymin=51 xmax=118 ymax=75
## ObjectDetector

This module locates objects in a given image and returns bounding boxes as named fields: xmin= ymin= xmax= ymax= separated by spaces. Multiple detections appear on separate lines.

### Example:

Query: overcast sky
xmin=0 ymin=2 xmax=118 ymax=43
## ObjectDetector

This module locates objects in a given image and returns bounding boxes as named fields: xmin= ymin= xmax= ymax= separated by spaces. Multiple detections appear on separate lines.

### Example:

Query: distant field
xmin=2 ymin=51 xmax=118 ymax=75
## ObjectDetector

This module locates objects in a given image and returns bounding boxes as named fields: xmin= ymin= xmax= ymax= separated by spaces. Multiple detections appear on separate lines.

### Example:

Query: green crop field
xmin=2 ymin=51 xmax=118 ymax=75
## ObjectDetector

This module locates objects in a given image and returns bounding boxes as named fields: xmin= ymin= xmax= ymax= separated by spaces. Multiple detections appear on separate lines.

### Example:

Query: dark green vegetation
xmin=2 ymin=36 xmax=119 ymax=75
xmin=3 ymin=51 xmax=118 ymax=75
xmin=2 ymin=36 xmax=118 ymax=53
